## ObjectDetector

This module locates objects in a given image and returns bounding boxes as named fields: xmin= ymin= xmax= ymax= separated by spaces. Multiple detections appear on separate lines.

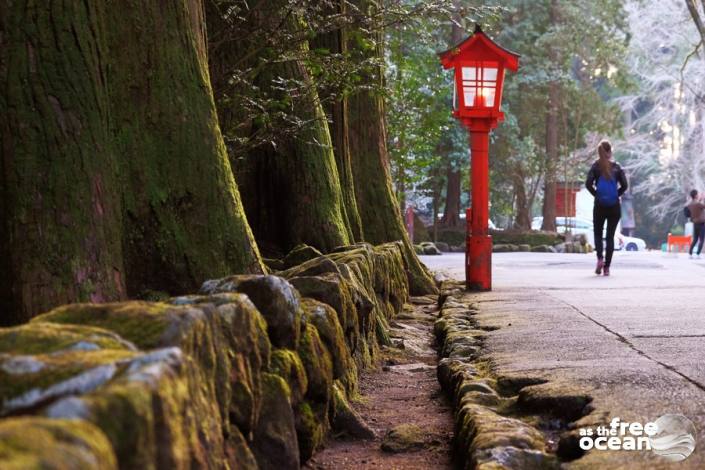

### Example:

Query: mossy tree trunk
xmin=311 ymin=0 xmax=364 ymax=243
xmin=108 ymin=0 xmax=264 ymax=296
xmin=235 ymin=81 xmax=352 ymax=255
xmin=347 ymin=0 xmax=436 ymax=294
xmin=208 ymin=0 xmax=352 ymax=256
xmin=0 ymin=0 xmax=264 ymax=324
xmin=0 ymin=1 xmax=126 ymax=325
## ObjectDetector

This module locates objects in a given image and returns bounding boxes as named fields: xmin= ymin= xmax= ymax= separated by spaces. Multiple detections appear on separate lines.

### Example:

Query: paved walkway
xmin=422 ymin=251 xmax=705 ymax=468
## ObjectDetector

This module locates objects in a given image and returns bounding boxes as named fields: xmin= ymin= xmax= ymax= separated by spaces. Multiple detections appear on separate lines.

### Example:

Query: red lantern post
xmin=439 ymin=25 xmax=519 ymax=291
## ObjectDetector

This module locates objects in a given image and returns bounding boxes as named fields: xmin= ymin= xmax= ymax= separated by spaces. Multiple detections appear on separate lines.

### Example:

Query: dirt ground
xmin=306 ymin=297 xmax=455 ymax=470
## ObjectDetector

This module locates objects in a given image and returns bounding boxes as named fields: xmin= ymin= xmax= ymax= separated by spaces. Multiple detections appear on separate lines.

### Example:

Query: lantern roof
xmin=439 ymin=24 xmax=520 ymax=72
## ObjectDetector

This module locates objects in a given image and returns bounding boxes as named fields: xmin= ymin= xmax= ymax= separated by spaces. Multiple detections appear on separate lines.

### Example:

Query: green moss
xmin=252 ymin=373 xmax=300 ymax=469
xmin=226 ymin=426 xmax=259 ymax=470
xmin=301 ymin=298 xmax=350 ymax=379
xmin=332 ymin=382 xmax=351 ymax=417
xmin=0 ymin=417 xmax=117 ymax=469
xmin=270 ymin=349 xmax=308 ymax=404
xmin=193 ymin=294 xmax=271 ymax=437
xmin=0 ymin=322 xmax=133 ymax=355
xmin=338 ymin=364 xmax=359 ymax=397
xmin=231 ymin=379 xmax=255 ymax=433
xmin=287 ymin=273 xmax=360 ymax=347
xmin=170 ymin=294 xmax=272 ymax=437
xmin=328 ymin=243 xmax=410 ymax=323
xmin=80 ymin=352 xmax=228 ymax=470
xmin=33 ymin=296 xmax=272 ymax=453
xmin=33 ymin=302 xmax=173 ymax=349
xmin=375 ymin=312 xmax=392 ymax=347
xmin=180 ymin=293 xmax=272 ymax=369
xmin=83 ymin=382 xmax=156 ymax=469
xmin=297 ymin=324 xmax=334 ymax=404
xmin=282 ymin=244 xmax=324 ymax=269
xmin=294 ymin=400 xmax=328 ymax=462
xmin=320 ymin=243 xmax=411 ymax=368
xmin=0 ymin=349 xmax=137 ymax=410
xmin=260 ymin=371 xmax=292 ymax=403
xmin=381 ymin=423 xmax=426 ymax=453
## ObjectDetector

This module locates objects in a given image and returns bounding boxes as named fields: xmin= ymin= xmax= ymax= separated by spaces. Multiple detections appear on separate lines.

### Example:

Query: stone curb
xmin=434 ymin=283 xmax=594 ymax=469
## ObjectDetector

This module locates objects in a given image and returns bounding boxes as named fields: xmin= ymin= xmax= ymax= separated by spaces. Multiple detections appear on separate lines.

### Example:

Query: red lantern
xmin=439 ymin=25 xmax=519 ymax=291
xmin=440 ymin=24 xmax=519 ymax=126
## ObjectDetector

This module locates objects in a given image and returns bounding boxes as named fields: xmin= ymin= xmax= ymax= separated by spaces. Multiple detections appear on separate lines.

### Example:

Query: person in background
xmin=585 ymin=140 xmax=628 ymax=276
xmin=687 ymin=189 xmax=705 ymax=259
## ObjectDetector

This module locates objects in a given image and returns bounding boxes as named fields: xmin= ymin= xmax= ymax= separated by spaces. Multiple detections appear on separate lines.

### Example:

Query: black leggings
xmin=593 ymin=204 xmax=621 ymax=267
xmin=691 ymin=223 xmax=705 ymax=255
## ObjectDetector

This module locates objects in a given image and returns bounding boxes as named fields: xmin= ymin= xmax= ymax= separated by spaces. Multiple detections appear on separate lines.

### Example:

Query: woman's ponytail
xmin=598 ymin=140 xmax=613 ymax=180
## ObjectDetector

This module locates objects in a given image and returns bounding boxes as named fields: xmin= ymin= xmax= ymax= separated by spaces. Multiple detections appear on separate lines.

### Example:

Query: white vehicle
xmin=531 ymin=216 xmax=593 ymax=239
xmin=531 ymin=216 xmax=647 ymax=251
xmin=618 ymin=234 xmax=647 ymax=252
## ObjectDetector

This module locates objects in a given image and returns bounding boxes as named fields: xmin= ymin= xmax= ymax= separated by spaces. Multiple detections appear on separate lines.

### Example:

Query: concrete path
xmin=422 ymin=250 xmax=705 ymax=468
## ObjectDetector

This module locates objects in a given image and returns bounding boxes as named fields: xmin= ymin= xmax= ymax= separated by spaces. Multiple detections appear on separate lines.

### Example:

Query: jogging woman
xmin=585 ymin=140 xmax=628 ymax=276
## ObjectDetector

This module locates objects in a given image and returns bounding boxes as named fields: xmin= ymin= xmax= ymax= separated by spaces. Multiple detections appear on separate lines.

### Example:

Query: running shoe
xmin=595 ymin=259 xmax=604 ymax=275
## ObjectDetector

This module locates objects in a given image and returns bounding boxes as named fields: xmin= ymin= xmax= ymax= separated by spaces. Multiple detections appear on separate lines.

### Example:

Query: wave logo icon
xmin=649 ymin=414 xmax=697 ymax=462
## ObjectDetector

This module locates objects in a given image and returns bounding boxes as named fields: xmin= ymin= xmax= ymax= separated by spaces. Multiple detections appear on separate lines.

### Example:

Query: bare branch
xmin=685 ymin=0 xmax=705 ymax=45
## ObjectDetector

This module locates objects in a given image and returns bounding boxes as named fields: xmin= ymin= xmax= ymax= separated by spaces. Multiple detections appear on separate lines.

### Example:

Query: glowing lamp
xmin=440 ymin=24 xmax=518 ymax=125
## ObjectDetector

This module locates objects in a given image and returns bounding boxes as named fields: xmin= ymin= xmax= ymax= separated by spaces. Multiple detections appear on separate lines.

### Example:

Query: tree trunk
xmin=541 ymin=0 xmax=560 ymax=233
xmin=311 ymin=1 xmax=364 ymax=243
xmin=109 ymin=0 xmax=264 ymax=295
xmin=327 ymin=92 xmax=364 ymax=243
xmin=541 ymin=83 xmax=560 ymax=232
xmin=0 ymin=1 xmax=126 ymax=324
xmin=513 ymin=169 xmax=532 ymax=230
xmin=0 ymin=0 xmax=265 ymax=324
xmin=441 ymin=165 xmax=461 ymax=227
xmin=348 ymin=0 xmax=436 ymax=294
xmin=211 ymin=1 xmax=352 ymax=256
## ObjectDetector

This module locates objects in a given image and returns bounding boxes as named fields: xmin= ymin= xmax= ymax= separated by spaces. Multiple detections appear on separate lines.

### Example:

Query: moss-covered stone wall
xmin=0 ymin=243 xmax=410 ymax=469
